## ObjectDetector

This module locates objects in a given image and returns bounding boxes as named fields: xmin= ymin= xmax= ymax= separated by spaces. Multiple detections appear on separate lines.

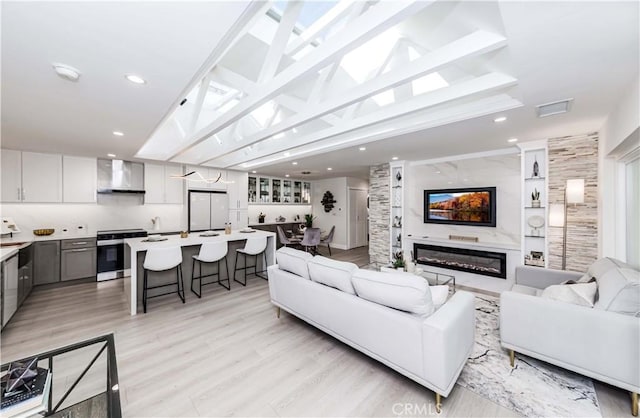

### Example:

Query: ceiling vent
xmin=536 ymin=98 xmax=573 ymax=118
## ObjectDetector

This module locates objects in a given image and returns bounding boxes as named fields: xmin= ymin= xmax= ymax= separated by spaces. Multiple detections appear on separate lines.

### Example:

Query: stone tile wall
xmin=369 ymin=164 xmax=390 ymax=268
xmin=548 ymin=132 xmax=599 ymax=271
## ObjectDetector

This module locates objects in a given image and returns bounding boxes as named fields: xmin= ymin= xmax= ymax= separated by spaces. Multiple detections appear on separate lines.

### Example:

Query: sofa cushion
xmin=307 ymin=256 xmax=358 ymax=294
xmin=580 ymin=257 xmax=633 ymax=282
xmin=430 ymin=285 xmax=450 ymax=309
xmin=540 ymin=282 xmax=597 ymax=307
xmin=351 ymin=269 xmax=434 ymax=316
xmin=594 ymin=267 xmax=640 ymax=316
xmin=511 ymin=284 xmax=543 ymax=297
xmin=276 ymin=247 xmax=313 ymax=279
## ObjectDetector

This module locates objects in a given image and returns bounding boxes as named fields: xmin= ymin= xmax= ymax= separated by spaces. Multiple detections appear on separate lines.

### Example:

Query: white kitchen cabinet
xmin=1 ymin=149 xmax=22 ymax=202
xmin=22 ymin=152 xmax=62 ymax=202
xmin=2 ymin=254 xmax=18 ymax=327
xmin=186 ymin=166 xmax=227 ymax=191
xmin=228 ymin=209 xmax=248 ymax=229
xmin=63 ymin=156 xmax=97 ymax=203
xmin=145 ymin=163 xmax=184 ymax=204
xmin=226 ymin=170 xmax=248 ymax=210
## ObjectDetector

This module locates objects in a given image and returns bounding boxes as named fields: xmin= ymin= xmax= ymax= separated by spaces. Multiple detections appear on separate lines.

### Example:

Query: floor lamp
xmin=549 ymin=179 xmax=584 ymax=270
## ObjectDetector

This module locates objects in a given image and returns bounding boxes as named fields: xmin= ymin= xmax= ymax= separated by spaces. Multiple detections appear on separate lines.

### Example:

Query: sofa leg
xmin=632 ymin=392 xmax=638 ymax=417
xmin=435 ymin=393 xmax=442 ymax=414
xmin=276 ymin=306 xmax=281 ymax=319
xmin=509 ymin=349 xmax=515 ymax=367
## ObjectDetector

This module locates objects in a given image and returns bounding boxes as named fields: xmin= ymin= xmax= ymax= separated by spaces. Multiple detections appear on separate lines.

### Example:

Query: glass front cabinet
xmin=247 ymin=176 xmax=311 ymax=205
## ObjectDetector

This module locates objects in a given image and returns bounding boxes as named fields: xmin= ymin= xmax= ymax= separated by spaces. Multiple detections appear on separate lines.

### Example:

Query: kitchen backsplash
xmin=247 ymin=204 xmax=312 ymax=224
xmin=0 ymin=203 xmax=186 ymax=235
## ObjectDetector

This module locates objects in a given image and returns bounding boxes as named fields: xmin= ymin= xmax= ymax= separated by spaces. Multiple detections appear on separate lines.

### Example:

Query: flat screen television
xmin=424 ymin=187 xmax=496 ymax=227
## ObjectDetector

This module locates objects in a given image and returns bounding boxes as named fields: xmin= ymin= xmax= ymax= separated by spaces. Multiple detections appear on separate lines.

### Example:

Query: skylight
xmin=340 ymin=28 xmax=400 ymax=83
xmin=371 ymin=89 xmax=394 ymax=106
xmin=412 ymin=72 xmax=449 ymax=95
xmin=250 ymin=101 xmax=277 ymax=127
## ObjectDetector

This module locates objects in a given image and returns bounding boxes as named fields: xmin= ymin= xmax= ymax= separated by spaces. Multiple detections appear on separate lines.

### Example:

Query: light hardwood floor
xmin=0 ymin=246 xmax=633 ymax=417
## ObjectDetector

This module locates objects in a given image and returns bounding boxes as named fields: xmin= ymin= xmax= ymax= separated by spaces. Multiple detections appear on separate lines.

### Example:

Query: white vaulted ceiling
xmin=2 ymin=1 xmax=638 ymax=180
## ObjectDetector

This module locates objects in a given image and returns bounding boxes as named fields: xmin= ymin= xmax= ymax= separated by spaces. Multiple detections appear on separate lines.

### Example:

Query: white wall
xmin=0 ymin=201 xmax=186 ymax=235
xmin=405 ymin=154 xmax=521 ymax=246
xmin=313 ymin=177 xmax=348 ymax=249
xmin=599 ymin=75 xmax=640 ymax=260
xmin=247 ymin=204 xmax=311 ymax=225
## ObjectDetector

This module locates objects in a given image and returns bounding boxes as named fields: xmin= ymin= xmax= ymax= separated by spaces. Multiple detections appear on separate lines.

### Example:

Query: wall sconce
xmin=550 ymin=179 xmax=584 ymax=270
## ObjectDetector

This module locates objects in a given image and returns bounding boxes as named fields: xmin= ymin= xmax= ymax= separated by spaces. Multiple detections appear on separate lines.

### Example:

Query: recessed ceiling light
xmin=359 ymin=147 xmax=366 ymax=151
xmin=292 ymin=162 xmax=298 ymax=165
xmin=52 ymin=63 xmax=81 ymax=82
xmin=292 ymin=128 xmax=298 ymax=133
xmin=327 ymin=167 xmax=333 ymax=171
xmin=508 ymin=138 xmax=518 ymax=143
xmin=283 ymin=152 xmax=290 ymax=157
xmin=112 ymin=131 xmax=124 ymax=136
xmin=494 ymin=116 xmax=507 ymax=123
xmin=392 ymin=156 xmax=398 ymax=160
xmin=436 ymin=171 xmax=441 ymax=174
xmin=251 ymin=170 xmax=257 ymax=174
xmin=285 ymin=174 xmax=290 ymax=178
xmin=125 ymin=74 xmax=146 ymax=84
xmin=107 ymin=153 xmax=116 ymax=158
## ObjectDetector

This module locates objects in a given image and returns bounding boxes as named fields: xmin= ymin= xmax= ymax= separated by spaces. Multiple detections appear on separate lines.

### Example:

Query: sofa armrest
xmin=515 ymin=266 xmax=582 ymax=289
xmin=422 ymin=291 xmax=475 ymax=396
xmin=500 ymin=291 xmax=640 ymax=391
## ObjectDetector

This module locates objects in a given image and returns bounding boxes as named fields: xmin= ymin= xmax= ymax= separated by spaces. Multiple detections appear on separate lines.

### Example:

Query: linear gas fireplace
xmin=413 ymin=243 xmax=507 ymax=279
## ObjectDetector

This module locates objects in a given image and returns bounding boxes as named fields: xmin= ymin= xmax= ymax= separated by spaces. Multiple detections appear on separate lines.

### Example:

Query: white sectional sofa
xmin=500 ymin=258 xmax=640 ymax=416
xmin=267 ymin=247 xmax=476 ymax=412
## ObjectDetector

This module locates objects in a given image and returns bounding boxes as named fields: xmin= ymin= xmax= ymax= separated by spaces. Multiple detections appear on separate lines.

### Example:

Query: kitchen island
xmin=124 ymin=229 xmax=276 ymax=315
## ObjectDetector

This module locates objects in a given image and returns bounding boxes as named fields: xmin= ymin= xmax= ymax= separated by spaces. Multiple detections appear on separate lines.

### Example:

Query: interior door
xmin=210 ymin=192 xmax=229 ymax=230
xmin=189 ymin=191 xmax=211 ymax=231
xmin=349 ymin=189 xmax=369 ymax=249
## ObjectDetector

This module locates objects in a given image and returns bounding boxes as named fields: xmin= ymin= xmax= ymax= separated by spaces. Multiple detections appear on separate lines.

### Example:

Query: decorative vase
xmin=532 ymin=157 xmax=539 ymax=178
xmin=532 ymin=200 xmax=541 ymax=208
xmin=259 ymin=218 xmax=265 ymax=224
xmin=395 ymin=171 xmax=402 ymax=182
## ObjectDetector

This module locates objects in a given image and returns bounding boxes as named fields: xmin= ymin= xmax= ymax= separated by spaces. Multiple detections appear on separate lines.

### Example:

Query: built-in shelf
xmin=521 ymin=143 xmax=548 ymax=268
xmin=524 ymin=177 xmax=546 ymax=180
xmin=391 ymin=205 xmax=402 ymax=208
xmin=524 ymin=206 xmax=546 ymax=209
xmin=524 ymin=235 xmax=546 ymax=238
xmin=390 ymin=162 xmax=405 ymax=262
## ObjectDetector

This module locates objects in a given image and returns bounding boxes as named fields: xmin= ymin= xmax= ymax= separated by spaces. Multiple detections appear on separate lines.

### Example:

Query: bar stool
xmin=143 ymin=246 xmax=185 ymax=313
xmin=233 ymin=236 xmax=268 ymax=286
xmin=191 ymin=241 xmax=231 ymax=298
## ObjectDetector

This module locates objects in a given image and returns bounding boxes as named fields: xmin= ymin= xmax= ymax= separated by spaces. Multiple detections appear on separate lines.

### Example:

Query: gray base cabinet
xmin=61 ymin=247 xmax=96 ymax=281
xmin=34 ymin=241 xmax=61 ymax=285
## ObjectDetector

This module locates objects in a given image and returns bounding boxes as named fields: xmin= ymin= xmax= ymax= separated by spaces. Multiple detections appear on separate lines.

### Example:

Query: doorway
xmin=348 ymin=188 xmax=368 ymax=249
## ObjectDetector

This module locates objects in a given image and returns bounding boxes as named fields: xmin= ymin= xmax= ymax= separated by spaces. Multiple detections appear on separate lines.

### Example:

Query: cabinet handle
xmin=17 ymin=187 xmax=21 ymax=200
xmin=67 ymin=248 xmax=88 ymax=252
xmin=72 ymin=241 xmax=88 ymax=245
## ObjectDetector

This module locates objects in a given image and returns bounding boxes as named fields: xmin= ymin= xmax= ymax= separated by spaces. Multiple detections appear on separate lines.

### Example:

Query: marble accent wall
xmin=369 ymin=164 xmax=390 ymax=267
xmin=548 ymin=132 xmax=599 ymax=271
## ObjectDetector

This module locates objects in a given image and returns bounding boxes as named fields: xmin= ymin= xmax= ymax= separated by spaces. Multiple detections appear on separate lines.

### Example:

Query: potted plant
xmin=531 ymin=188 xmax=541 ymax=207
xmin=392 ymin=250 xmax=406 ymax=271
xmin=304 ymin=213 xmax=316 ymax=228
xmin=258 ymin=212 xmax=266 ymax=223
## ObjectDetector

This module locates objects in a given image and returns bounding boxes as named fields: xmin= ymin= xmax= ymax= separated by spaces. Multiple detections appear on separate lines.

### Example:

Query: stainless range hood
xmin=97 ymin=159 xmax=145 ymax=194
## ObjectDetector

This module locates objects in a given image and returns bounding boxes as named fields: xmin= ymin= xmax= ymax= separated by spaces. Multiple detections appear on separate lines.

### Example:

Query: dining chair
xmin=300 ymin=227 xmax=321 ymax=255
xmin=277 ymin=225 xmax=301 ymax=248
xmin=319 ymin=225 xmax=335 ymax=256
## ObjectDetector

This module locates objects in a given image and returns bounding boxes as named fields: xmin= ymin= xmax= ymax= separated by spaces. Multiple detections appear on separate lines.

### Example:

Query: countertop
xmin=125 ymin=229 xmax=276 ymax=252
xmin=0 ymin=232 xmax=97 ymax=262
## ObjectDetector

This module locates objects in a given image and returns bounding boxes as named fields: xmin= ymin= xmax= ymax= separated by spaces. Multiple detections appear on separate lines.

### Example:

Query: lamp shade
xmin=549 ymin=203 xmax=565 ymax=227
xmin=566 ymin=179 xmax=585 ymax=204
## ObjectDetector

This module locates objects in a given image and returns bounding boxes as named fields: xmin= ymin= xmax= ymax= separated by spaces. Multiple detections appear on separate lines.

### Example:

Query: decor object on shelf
xmin=304 ymin=213 xmax=316 ymax=228
xmin=524 ymin=251 xmax=545 ymax=267
xmin=531 ymin=188 xmax=541 ymax=207
xmin=532 ymin=157 xmax=540 ymax=178
xmin=33 ymin=228 xmax=55 ymax=236
xmin=549 ymin=179 xmax=584 ymax=270
xmin=180 ymin=231 xmax=188 ymax=238
xmin=151 ymin=216 xmax=160 ymax=232
xmin=258 ymin=212 xmax=266 ymax=224
xmin=320 ymin=191 xmax=336 ymax=212
xmin=276 ymin=216 xmax=285 ymax=222
xmin=395 ymin=171 xmax=402 ymax=182
xmin=527 ymin=215 xmax=545 ymax=236
xmin=393 ymin=215 xmax=402 ymax=228
xmin=424 ymin=187 xmax=497 ymax=227
xmin=392 ymin=250 xmax=405 ymax=270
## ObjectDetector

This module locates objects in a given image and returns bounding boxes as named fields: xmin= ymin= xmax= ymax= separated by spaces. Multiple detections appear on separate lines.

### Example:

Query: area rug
xmin=457 ymin=293 xmax=601 ymax=417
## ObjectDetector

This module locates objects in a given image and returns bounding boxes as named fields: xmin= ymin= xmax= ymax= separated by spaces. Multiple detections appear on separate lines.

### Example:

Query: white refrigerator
xmin=189 ymin=191 xmax=229 ymax=231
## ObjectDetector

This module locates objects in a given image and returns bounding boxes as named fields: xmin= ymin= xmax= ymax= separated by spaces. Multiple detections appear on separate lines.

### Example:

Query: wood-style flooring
xmin=0 ymin=246 xmax=633 ymax=417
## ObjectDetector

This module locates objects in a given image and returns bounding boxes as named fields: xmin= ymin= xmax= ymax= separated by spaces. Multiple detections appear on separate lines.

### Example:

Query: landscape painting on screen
xmin=424 ymin=187 xmax=496 ymax=227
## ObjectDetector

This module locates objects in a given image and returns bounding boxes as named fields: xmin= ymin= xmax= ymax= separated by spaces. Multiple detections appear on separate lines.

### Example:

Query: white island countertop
xmin=124 ymin=229 xmax=277 ymax=315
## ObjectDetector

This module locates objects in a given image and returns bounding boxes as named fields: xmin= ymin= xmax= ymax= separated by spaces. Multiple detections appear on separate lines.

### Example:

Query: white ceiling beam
xmin=284 ymin=0 xmax=356 ymax=57
xmin=168 ymin=0 xmax=435 ymax=160
xmin=202 ymin=30 xmax=507 ymax=161
xmin=187 ymin=72 xmax=213 ymax=135
xmin=231 ymin=94 xmax=523 ymax=169
xmin=258 ymin=1 xmax=303 ymax=83
xmin=212 ymin=72 xmax=518 ymax=167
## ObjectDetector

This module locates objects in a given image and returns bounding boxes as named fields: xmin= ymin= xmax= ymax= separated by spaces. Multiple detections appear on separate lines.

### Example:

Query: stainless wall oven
xmin=97 ymin=229 xmax=147 ymax=281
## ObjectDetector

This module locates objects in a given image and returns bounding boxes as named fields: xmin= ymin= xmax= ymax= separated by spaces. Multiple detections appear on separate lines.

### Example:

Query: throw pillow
xmin=276 ymin=247 xmax=313 ymax=279
xmin=307 ymin=256 xmax=358 ymax=294
xmin=351 ymin=269 xmax=434 ymax=316
xmin=594 ymin=267 xmax=640 ymax=316
xmin=430 ymin=285 xmax=450 ymax=309
xmin=541 ymin=282 xmax=597 ymax=307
